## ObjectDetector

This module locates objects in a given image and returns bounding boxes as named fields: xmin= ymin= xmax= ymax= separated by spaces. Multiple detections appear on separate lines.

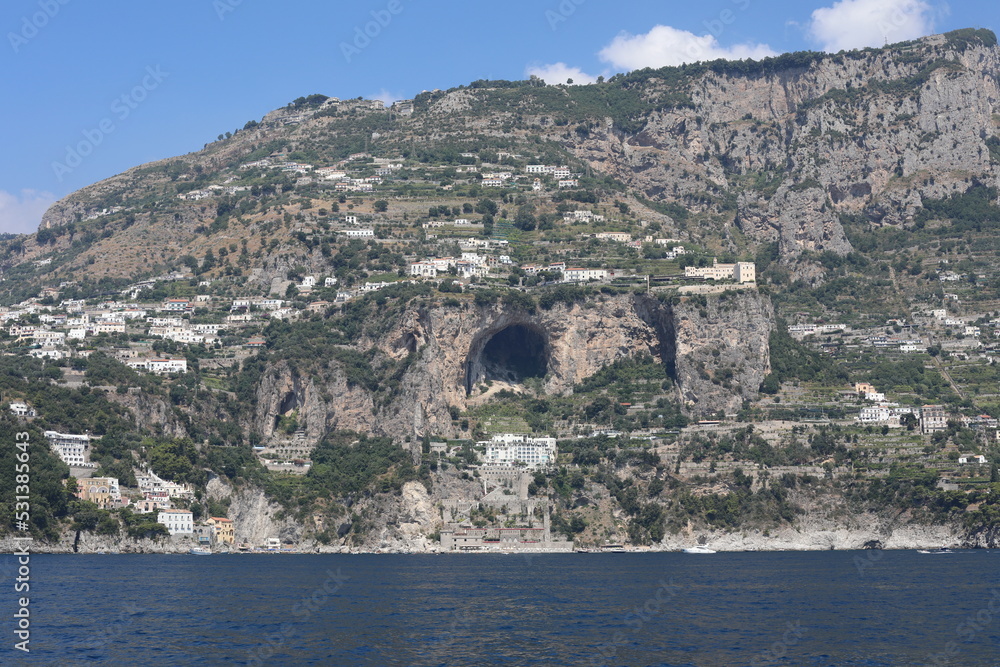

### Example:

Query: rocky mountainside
xmin=20 ymin=29 xmax=998 ymax=284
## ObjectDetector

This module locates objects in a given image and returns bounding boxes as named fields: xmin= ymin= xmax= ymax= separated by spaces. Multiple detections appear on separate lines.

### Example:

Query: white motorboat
xmin=682 ymin=546 xmax=717 ymax=554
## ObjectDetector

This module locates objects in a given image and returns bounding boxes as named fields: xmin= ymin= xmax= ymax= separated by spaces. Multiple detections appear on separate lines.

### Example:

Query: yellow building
xmin=206 ymin=517 xmax=235 ymax=545
xmin=77 ymin=477 xmax=121 ymax=509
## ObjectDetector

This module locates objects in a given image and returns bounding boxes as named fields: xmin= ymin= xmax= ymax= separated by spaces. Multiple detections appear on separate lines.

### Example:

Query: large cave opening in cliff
xmin=274 ymin=391 xmax=300 ymax=431
xmin=466 ymin=324 xmax=550 ymax=394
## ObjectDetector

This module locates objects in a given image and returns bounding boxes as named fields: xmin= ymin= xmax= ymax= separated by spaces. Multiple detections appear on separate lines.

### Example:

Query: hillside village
xmin=4 ymin=30 xmax=1000 ymax=553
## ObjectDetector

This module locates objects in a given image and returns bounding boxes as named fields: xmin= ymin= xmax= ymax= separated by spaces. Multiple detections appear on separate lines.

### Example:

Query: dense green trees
xmin=301 ymin=432 xmax=423 ymax=502
xmin=0 ymin=418 xmax=73 ymax=540
xmin=763 ymin=320 xmax=848 ymax=391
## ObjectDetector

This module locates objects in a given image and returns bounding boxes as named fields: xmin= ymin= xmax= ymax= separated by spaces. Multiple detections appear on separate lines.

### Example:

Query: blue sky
xmin=0 ymin=0 xmax=994 ymax=233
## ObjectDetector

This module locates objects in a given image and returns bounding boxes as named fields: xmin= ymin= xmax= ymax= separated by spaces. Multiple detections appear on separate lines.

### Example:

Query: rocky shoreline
xmin=3 ymin=522 xmax=987 ymax=555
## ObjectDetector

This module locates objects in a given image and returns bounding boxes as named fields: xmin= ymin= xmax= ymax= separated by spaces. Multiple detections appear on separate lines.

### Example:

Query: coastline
xmin=1 ymin=521 xmax=981 ymax=555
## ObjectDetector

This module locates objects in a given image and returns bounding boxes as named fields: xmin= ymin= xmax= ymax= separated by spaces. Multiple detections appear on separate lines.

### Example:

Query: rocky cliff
xmin=637 ymin=290 xmax=774 ymax=416
xmin=556 ymin=33 xmax=1000 ymax=261
xmin=247 ymin=290 xmax=774 ymax=444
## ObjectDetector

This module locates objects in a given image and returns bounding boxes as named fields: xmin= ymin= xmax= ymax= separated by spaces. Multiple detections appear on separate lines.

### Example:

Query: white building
xmin=456 ymin=262 xmax=488 ymax=279
xmin=481 ymin=434 xmax=557 ymax=469
xmin=162 ymin=299 xmax=191 ymax=312
xmin=33 ymin=330 xmax=66 ymax=345
xmin=563 ymin=268 xmax=608 ymax=282
xmin=858 ymin=406 xmax=891 ymax=423
xmin=93 ymin=322 xmax=127 ymax=335
xmin=685 ymin=259 xmax=756 ymax=283
xmin=157 ymin=509 xmax=194 ymax=535
xmin=138 ymin=470 xmax=193 ymax=500
xmin=594 ymin=232 xmax=632 ymax=243
xmin=343 ymin=229 xmax=374 ymax=239
xmin=29 ymin=347 xmax=66 ymax=361
xmin=44 ymin=431 xmax=92 ymax=467
xmin=147 ymin=358 xmax=188 ymax=375
xmin=9 ymin=402 xmax=35 ymax=417
xmin=192 ymin=324 xmax=224 ymax=335
xmin=409 ymin=262 xmax=438 ymax=278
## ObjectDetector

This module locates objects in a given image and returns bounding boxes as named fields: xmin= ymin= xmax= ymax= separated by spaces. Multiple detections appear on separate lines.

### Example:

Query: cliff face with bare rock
xmin=246 ymin=291 xmax=774 ymax=445
xmin=558 ymin=33 xmax=1000 ymax=260
xmin=637 ymin=291 xmax=774 ymax=416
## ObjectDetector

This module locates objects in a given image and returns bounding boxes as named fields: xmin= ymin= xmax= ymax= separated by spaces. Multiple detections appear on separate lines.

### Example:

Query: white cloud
xmin=0 ymin=189 xmax=56 ymax=235
xmin=525 ymin=62 xmax=599 ymax=85
xmin=598 ymin=25 xmax=777 ymax=70
xmin=808 ymin=0 xmax=935 ymax=52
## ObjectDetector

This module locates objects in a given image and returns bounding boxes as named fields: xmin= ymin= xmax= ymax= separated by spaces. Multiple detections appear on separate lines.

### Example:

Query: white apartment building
xmin=343 ymin=229 xmax=374 ymax=239
xmin=192 ymin=324 xmax=224 ymax=335
xmin=563 ymin=268 xmax=609 ymax=282
xmin=93 ymin=322 xmax=126 ymax=335
xmin=857 ymin=406 xmax=891 ymax=423
xmin=147 ymin=358 xmax=188 ymax=375
xmin=45 ymin=431 xmax=91 ymax=467
xmin=481 ymin=434 xmax=558 ymax=469
xmin=33 ymin=330 xmax=66 ymax=345
xmin=157 ymin=509 xmax=194 ymax=535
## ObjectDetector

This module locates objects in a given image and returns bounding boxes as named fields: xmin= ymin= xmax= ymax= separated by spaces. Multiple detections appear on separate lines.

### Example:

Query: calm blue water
xmin=1 ymin=550 xmax=999 ymax=666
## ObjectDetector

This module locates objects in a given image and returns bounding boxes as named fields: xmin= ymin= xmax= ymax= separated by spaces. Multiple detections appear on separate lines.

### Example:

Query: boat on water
xmin=189 ymin=547 xmax=212 ymax=555
xmin=917 ymin=547 xmax=954 ymax=554
xmin=682 ymin=546 xmax=717 ymax=554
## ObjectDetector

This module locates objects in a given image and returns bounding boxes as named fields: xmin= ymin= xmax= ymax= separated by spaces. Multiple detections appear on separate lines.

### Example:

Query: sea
xmin=2 ymin=550 xmax=999 ymax=666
